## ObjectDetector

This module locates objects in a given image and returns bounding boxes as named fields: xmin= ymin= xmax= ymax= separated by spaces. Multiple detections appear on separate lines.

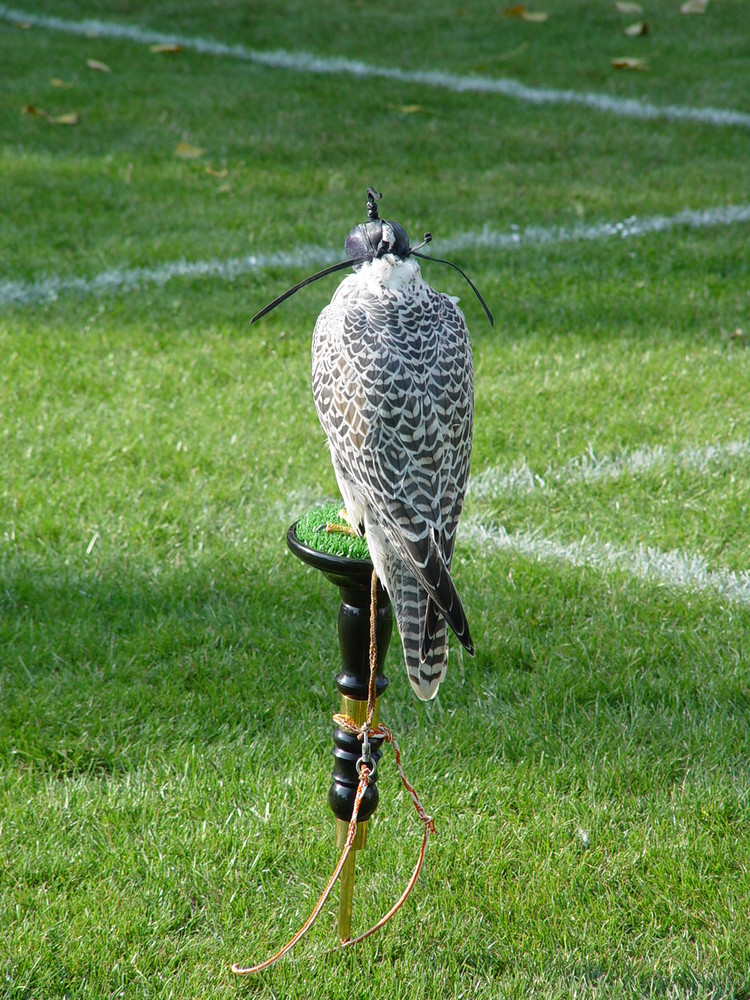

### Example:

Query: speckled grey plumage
xmin=311 ymin=254 xmax=474 ymax=700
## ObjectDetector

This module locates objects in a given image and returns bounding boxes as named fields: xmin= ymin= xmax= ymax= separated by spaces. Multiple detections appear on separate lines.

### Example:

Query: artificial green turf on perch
xmin=295 ymin=501 xmax=371 ymax=561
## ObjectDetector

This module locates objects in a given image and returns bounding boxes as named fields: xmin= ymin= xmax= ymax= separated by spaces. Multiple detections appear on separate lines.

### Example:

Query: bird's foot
xmin=316 ymin=508 xmax=357 ymax=537
xmin=317 ymin=522 xmax=357 ymax=538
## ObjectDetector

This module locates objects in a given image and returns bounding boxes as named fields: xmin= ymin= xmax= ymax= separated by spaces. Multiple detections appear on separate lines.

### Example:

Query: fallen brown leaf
xmin=611 ymin=56 xmax=647 ymax=70
xmin=504 ymin=5 xmax=548 ymax=20
xmin=86 ymin=58 xmax=111 ymax=72
xmin=23 ymin=104 xmax=79 ymax=124
xmin=721 ymin=327 xmax=746 ymax=346
xmin=615 ymin=2 xmax=642 ymax=12
xmin=623 ymin=20 xmax=649 ymax=36
xmin=49 ymin=112 xmax=79 ymax=125
xmin=205 ymin=166 xmax=229 ymax=178
xmin=150 ymin=43 xmax=184 ymax=53
xmin=14 ymin=21 xmax=32 ymax=29
xmin=175 ymin=141 xmax=206 ymax=159
xmin=389 ymin=103 xmax=425 ymax=114
xmin=680 ymin=0 xmax=707 ymax=12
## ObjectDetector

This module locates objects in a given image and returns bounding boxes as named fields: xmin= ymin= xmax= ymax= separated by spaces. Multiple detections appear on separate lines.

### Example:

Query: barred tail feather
xmin=385 ymin=525 xmax=474 ymax=658
xmin=366 ymin=517 xmax=472 ymax=699
xmin=391 ymin=565 xmax=449 ymax=701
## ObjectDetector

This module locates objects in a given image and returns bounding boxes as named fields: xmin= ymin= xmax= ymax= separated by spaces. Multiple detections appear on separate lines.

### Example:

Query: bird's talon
xmin=320 ymin=522 xmax=357 ymax=537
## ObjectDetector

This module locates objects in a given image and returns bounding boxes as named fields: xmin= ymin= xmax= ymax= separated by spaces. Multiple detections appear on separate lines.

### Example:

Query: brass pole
xmin=335 ymin=693 xmax=380 ymax=942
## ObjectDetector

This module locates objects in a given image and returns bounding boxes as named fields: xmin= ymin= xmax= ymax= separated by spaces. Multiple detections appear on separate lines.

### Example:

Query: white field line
xmin=460 ymin=518 xmax=750 ymax=608
xmin=446 ymin=204 xmax=750 ymax=253
xmin=0 ymin=246 xmax=338 ymax=308
xmin=2 ymin=5 xmax=749 ymax=130
xmin=470 ymin=438 xmax=750 ymax=500
xmin=3 ymin=203 xmax=750 ymax=308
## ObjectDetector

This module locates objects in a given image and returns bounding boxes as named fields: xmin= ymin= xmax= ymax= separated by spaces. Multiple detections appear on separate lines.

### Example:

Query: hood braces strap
xmin=251 ymin=194 xmax=494 ymax=327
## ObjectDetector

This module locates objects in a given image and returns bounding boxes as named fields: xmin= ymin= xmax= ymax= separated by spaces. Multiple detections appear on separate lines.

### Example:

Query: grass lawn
xmin=1 ymin=2 xmax=749 ymax=997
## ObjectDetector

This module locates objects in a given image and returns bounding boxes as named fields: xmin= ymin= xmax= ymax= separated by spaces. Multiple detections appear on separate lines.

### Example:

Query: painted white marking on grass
xmin=461 ymin=518 xmax=750 ymax=607
xmin=3 ymin=203 xmax=750 ymax=308
xmin=0 ymin=246 xmax=338 ymax=307
xmin=448 ymin=204 xmax=750 ymax=253
xmin=470 ymin=438 xmax=750 ymax=500
xmin=2 ymin=5 xmax=749 ymax=129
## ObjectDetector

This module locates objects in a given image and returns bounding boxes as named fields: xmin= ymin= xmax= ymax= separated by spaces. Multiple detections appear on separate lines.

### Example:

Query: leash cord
xmin=231 ymin=570 xmax=434 ymax=975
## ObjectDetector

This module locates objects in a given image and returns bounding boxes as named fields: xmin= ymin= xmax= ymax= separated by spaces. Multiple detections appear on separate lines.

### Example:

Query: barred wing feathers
xmin=311 ymin=263 xmax=474 ymax=699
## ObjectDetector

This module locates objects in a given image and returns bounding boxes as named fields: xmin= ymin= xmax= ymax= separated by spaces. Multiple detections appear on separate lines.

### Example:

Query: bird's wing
xmin=312 ymin=273 xmax=474 ymax=657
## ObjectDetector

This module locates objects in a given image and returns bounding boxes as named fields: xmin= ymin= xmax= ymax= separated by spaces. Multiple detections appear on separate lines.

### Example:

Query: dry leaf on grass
xmin=611 ymin=56 xmax=647 ymax=70
xmin=51 ymin=78 xmax=74 ymax=89
xmin=388 ymin=103 xmax=425 ymax=114
xmin=14 ymin=20 xmax=31 ymax=29
xmin=623 ymin=21 xmax=649 ymax=36
xmin=86 ymin=58 xmax=111 ymax=72
xmin=722 ymin=327 xmax=745 ymax=344
xmin=205 ymin=166 xmax=228 ymax=178
xmin=150 ymin=43 xmax=184 ymax=53
xmin=615 ymin=2 xmax=643 ymax=12
xmin=22 ymin=104 xmax=79 ymax=124
xmin=681 ymin=0 xmax=707 ymax=12
xmin=50 ymin=112 xmax=79 ymax=125
xmin=504 ymin=5 xmax=549 ymax=21
xmin=175 ymin=141 xmax=206 ymax=159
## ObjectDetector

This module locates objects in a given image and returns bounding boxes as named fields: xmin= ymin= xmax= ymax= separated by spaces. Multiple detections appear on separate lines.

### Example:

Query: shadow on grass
xmin=2 ymin=544 xmax=749 ymax=787
xmin=0 ymin=551 xmax=339 ymax=778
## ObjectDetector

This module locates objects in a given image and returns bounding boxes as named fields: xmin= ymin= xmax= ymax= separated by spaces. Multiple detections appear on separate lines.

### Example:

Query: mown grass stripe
xmin=1 ymin=4 xmax=749 ymax=129
xmin=461 ymin=518 xmax=750 ymax=607
xmin=470 ymin=437 xmax=750 ymax=499
xmin=2 ymin=203 xmax=749 ymax=307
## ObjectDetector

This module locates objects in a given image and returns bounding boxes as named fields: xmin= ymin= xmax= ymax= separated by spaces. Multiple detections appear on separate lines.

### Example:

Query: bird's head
xmin=251 ymin=188 xmax=493 ymax=326
xmin=344 ymin=188 xmax=411 ymax=263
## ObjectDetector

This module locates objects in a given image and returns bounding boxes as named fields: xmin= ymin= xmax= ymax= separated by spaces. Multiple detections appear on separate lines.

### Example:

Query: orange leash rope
xmin=366 ymin=567 xmax=379 ymax=728
xmin=231 ymin=570 xmax=434 ymax=975
xmin=334 ymin=718 xmax=436 ymax=949
xmin=231 ymin=763 xmax=372 ymax=975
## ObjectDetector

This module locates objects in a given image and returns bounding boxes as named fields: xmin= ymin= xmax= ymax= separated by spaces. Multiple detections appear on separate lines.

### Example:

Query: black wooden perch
xmin=287 ymin=517 xmax=392 ymax=941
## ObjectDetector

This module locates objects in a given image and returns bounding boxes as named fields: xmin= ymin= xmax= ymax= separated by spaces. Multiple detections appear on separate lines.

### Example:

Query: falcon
xmin=253 ymin=189 xmax=492 ymax=699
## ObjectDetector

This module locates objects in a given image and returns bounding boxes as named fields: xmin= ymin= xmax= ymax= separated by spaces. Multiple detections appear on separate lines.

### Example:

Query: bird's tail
xmin=371 ymin=518 xmax=474 ymax=700
xmin=387 ymin=526 xmax=474 ymax=659
xmin=388 ymin=560 xmax=450 ymax=700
